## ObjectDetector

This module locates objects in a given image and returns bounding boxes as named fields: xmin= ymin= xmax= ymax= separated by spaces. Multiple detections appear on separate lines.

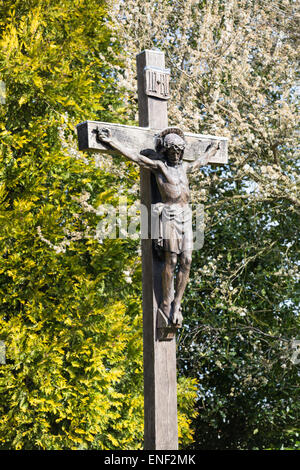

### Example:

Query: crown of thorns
xmin=155 ymin=127 xmax=186 ymax=152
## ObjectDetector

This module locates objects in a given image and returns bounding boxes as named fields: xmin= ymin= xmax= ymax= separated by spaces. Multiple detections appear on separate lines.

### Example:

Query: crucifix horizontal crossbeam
xmin=77 ymin=120 xmax=228 ymax=164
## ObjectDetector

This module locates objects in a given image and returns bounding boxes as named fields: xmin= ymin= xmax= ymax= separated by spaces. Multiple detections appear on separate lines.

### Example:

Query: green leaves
xmin=0 ymin=0 xmax=145 ymax=450
xmin=112 ymin=0 xmax=299 ymax=450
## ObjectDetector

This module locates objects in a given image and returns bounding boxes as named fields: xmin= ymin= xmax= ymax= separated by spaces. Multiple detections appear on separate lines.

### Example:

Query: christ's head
xmin=163 ymin=133 xmax=185 ymax=165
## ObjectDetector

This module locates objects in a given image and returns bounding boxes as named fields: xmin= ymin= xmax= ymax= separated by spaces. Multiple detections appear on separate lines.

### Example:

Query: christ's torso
xmin=155 ymin=162 xmax=190 ymax=205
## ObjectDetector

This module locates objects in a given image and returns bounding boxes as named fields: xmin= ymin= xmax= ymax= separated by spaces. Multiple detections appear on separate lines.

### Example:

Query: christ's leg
xmin=160 ymin=251 xmax=177 ymax=319
xmin=172 ymin=250 xmax=192 ymax=325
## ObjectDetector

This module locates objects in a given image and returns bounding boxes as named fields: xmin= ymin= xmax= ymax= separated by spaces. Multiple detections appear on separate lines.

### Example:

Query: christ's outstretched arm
xmin=96 ymin=127 xmax=162 ymax=171
xmin=186 ymin=141 xmax=220 ymax=173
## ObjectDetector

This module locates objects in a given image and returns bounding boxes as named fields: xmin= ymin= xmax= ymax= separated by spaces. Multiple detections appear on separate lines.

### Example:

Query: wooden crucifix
xmin=77 ymin=50 xmax=228 ymax=450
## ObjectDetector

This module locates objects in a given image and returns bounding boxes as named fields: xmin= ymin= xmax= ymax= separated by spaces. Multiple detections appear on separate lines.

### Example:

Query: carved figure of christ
xmin=96 ymin=126 xmax=220 ymax=326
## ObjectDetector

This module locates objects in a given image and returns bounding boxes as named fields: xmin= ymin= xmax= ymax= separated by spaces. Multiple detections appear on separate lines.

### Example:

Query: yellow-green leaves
xmin=0 ymin=0 xmax=144 ymax=450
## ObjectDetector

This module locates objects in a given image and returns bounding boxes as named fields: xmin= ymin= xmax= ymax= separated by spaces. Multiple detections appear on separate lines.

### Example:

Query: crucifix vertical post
xmin=136 ymin=50 xmax=178 ymax=450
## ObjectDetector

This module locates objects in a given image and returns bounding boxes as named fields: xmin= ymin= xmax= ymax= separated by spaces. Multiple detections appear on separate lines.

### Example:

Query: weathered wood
xmin=136 ymin=50 xmax=179 ymax=451
xmin=76 ymin=120 xmax=228 ymax=164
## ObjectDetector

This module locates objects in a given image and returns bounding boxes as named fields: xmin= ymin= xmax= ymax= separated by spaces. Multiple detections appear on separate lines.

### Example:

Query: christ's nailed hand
xmin=96 ymin=127 xmax=112 ymax=144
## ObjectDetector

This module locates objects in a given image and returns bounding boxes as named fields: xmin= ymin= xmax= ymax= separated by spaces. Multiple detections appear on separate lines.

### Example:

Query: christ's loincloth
xmin=152 ymin=203 xmax=193 ymax=254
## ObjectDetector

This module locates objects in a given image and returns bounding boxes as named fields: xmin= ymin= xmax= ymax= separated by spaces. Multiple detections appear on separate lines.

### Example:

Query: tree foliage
xmin=110 ymin=0 xmax=300 ymax=449
xmin=0 ymin=0 xmax=197 ymax=450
